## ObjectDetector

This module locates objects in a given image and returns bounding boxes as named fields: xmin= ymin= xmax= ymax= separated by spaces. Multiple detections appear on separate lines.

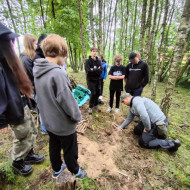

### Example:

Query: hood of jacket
xmin=33 ymin=58 xmax=61 ymax=78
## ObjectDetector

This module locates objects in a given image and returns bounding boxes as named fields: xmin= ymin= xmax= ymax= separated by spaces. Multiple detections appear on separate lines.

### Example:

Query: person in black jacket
xmin=20 ymin=34 xmax=37 ymax=87
xmin=125 ymin=52 xmax=149 ymax=96
xmin=85 ymin=47 xmax=102 ymax=114
xmin=33 ymin=34 xmax=47 ymax=60
xmin=0 ymin=22 xmax=44 ymax=176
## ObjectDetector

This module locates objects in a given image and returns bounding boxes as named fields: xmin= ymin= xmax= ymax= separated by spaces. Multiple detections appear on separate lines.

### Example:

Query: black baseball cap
xmin=0 ymin=22 xmax=20 ymax=41
xmin=129 ymin=52 xmax=137 ymax=62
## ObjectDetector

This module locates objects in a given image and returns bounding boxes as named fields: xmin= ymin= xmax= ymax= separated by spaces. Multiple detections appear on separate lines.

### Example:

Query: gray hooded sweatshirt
xmin=33 ymin=58 xmax=81 ymax=136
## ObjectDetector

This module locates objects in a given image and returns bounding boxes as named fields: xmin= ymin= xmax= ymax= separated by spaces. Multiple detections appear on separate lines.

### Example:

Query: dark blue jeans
xmin=134 ymin=122 xmax=175 ymax=150
xmin=125 ymin=86 xmax=143 ymax=96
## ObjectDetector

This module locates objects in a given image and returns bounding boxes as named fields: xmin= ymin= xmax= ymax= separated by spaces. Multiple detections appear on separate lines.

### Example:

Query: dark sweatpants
xmin=109 ymin=90 xmax=121 ymax=108
xmin=125 ymin=86 xmax=143 ymax=96
xmin=87 ymin=80 xmax=101 ymax=108
xmin=47 ymin=131 xmax=79 ymax=174
xmin=134 ymin=122 xmax=175 ymax=149
xmin=100 ymin=79 xmax=104 ymax=96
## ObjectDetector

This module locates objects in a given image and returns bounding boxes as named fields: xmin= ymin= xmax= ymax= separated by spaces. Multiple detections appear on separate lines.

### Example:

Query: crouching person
xmin=117 ymin=93 xmax=181 ymax=152
xmin=33 ymin=34 xmax=87 ymax=179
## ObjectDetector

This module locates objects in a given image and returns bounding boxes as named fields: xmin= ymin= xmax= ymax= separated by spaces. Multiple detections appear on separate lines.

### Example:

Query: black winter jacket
xmin=20 ymin=53 xmax=34 ymax=87
xmin=0 ymin=59 xmax=24 ymax=128
xmin=85 ymin=56 xmax=102 ymax=80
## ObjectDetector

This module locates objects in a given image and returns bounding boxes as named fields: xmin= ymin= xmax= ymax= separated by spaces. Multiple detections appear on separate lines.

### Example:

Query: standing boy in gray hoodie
xmin=33 ymin=34 xmax=87 ymax=179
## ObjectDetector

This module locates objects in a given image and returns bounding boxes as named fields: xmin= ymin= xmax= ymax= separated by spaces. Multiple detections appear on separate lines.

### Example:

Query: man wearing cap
xmin=117 ymin=93 xmax=181 ymax=152
xmin=125 ymin=52 xmax=149 ymax=96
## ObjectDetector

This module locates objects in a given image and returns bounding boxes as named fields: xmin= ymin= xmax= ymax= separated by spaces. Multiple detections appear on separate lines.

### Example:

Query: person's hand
xmin=116 ymin=126 xmax=123 ymax=132
xmin=90 ymin=68 xmax=93 ymax=71
xmin=103 ymin=79 xmax=106 ymax=82
xmin=98 ymin=66 xmax=100 ymax=69
xmin=143 ymin=128 xmax=149 ymax=133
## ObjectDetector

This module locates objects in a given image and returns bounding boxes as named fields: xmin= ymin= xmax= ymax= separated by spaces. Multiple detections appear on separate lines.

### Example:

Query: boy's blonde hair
xmin=23 ymin=34 xmax=37 ymax=59
xmin=114 ymin=54 xmax=123 ymax=64
xmin=41 ymin=34 xmax=68 ymax=58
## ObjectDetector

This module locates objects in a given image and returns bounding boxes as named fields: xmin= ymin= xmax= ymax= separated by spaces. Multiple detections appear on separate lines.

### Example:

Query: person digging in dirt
xmin=85 ymin=47 xmax=102 ymax=115
xmin=33 ymin=34 xmax=87 ymax=179
xmin=116 ymin=93 xmax=181 ymax=152
xmin=0 ymin=22 xmax=44 ymax=176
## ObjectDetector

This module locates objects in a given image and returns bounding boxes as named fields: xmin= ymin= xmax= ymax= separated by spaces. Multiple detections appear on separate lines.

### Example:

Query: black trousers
xmin=47 ymin=131 xmax=79 ymax=174
xmin=87 ymin=80 xmax=101 ymax=108
xmin=134 ymin=122 xmax=175 ymax=150
xmin=109 ymin=90 xmax=121 ymax=108
xmin=100 ymin=79 xmax=104 ymax=96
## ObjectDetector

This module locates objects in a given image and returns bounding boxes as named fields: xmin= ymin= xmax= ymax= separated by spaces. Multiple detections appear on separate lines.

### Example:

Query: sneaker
xmin=12 ymin=159 xmax=33 ymax=176
xmin=75 ymin=168 xmax=87 ymax=179
xmin=94 ymin=106 xmax=101 ymax=112
xmin=168 ymin=139 xmax=181 ymax=152
xmin=106 ymin=107 xmax=112 ymax=113
xmin=88 ymin=108 xmax=93 ymax=115
xmin=52 ymin=163 xmax=67 ymax=179
xmin=115 ymin=108 xmax=119 ymax=114
xmin=99 ymin=96 xmax=103 ymax=100
xmin=24 ymin=149 xmax=45 ymax=164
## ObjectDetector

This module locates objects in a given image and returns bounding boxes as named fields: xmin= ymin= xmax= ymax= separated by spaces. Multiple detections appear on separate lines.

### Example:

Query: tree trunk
xmin=69 ymin=42 xmax=75 ymax=71
xmin=119 ymin=0 xmax=124 ymax=53
xmin=150 ymin=0 xmax=164 ymax=76
xmin=139 ymin=0 xmax=147 ymax=57
xmin=131 ymin=0 xmax=138 ymax=51
xmin=112 ymin=1 xmax=118 ymax=65
xmin=158 ymin=0 xmax=176 ymax=81
xmin=160 ymin=51 xmax=174 ymax=82
xmin=73 ymin=47 xmax=78 ymax=72
xmin=151 ymin=0 xmax=169 ymax=101
xmin=39 ymin=0 xmax=46 ymax=28
xmin=5 ymin=0 xmax=21 ymax=54
xmin=104 ymin=0 xmax=113 ymax=53
xmin=176 ymin=57 xmax=190 ymax=83
xmin=55 ymin=170 xmax=76 ymax=190
xmin=51 ymin=0 xmax=56 ymax=18
xmin=18 ymin=0 xmax=27 ymax=33
xmin=148 ymin=0 xmax=159 ymax=83
xmin=160 ymin=0 xmax=190 ymax=116
xmin=78 ymin=0 xmax=87 ymax=69
xmin=98 ymin=0 xmax=103 ymax=55
xmin=123 ymin=0 xmax=129 ymax=65
xmin=143 ymin=0 xmax=154 ymax=63
xmin=89 ymin=0 xmax=95 ymax=47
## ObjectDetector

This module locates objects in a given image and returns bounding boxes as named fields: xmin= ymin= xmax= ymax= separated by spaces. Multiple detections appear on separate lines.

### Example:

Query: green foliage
xmin=76 ymin=177 xmax=101 ymax=190
xmin=0 ymin=161 xmax=16 ymax=185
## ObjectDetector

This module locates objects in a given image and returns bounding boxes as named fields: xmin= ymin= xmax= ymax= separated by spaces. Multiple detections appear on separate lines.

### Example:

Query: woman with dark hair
xmin=0 ymin=22 xmax=44 ymax=176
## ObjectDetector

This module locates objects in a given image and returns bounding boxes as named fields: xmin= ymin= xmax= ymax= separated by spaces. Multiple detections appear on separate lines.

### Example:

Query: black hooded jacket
xmin=85 ymin=56 xmax=102 ymax=80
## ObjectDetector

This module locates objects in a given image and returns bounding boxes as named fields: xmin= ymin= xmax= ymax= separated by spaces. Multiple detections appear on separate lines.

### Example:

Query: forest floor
xmin=0 ymin=70 xmax=190 ymax=190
